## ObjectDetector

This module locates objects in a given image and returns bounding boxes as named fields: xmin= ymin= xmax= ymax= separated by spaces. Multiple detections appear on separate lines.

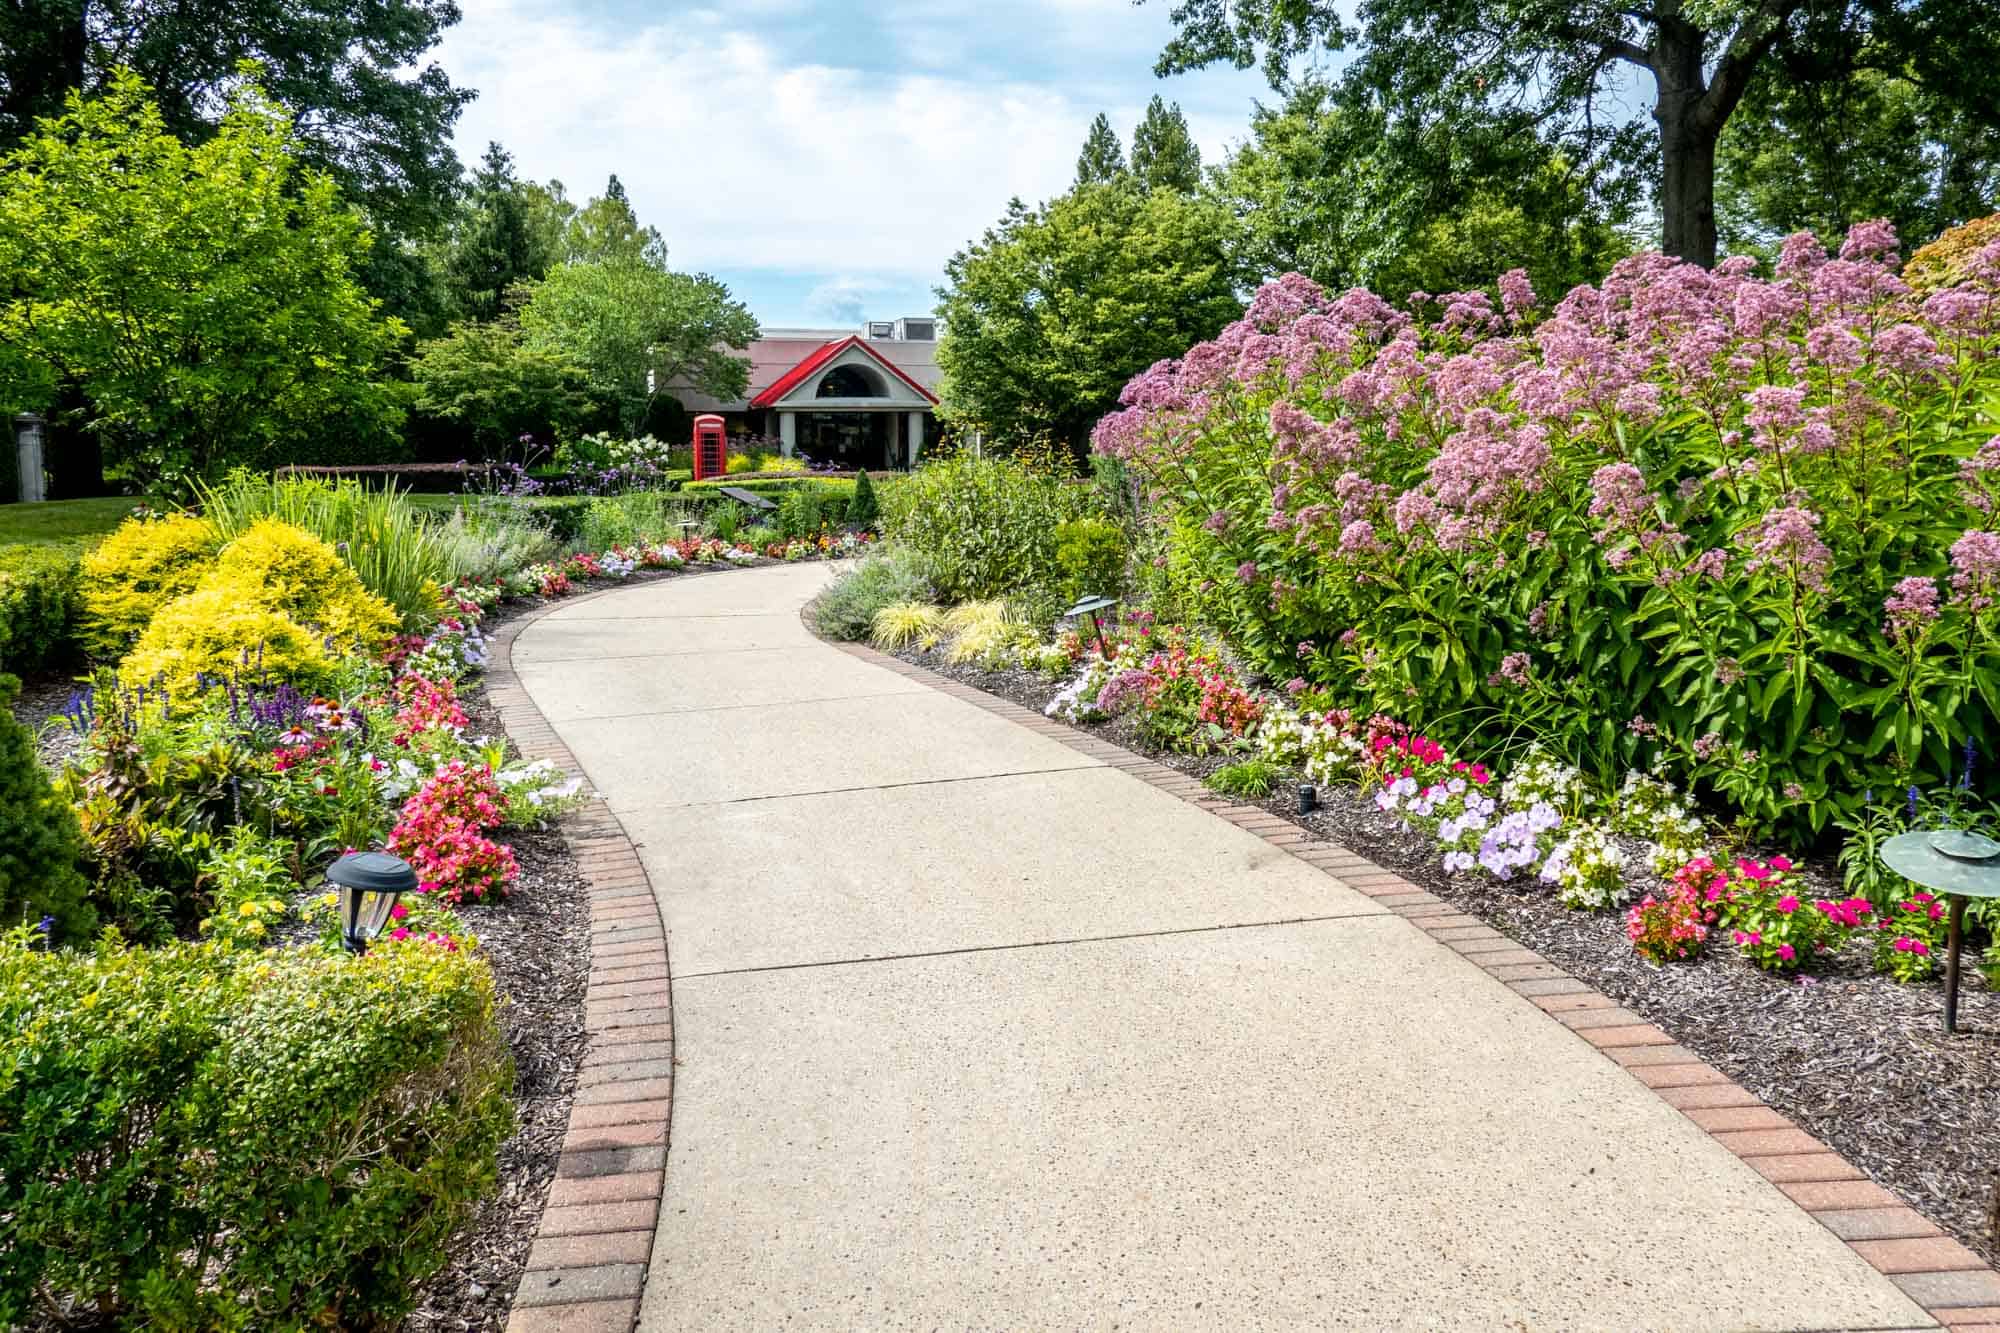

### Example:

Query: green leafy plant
xmin=1207 ymin=757 xmax=1279 ymax=797
xmin=846 ymin=468 xmax=881 ymax=529
xmin=776 ymin=486 xmax=829 ymax=540
xmin=196 ymin=825 xmax=293 ymax=949
xmin=880 ymin=454 xmax=1104 ymax=610
xmin=0 ymin=674 xmax=94 ymax=942
xmin=813 ymin=547 xmax=933 ymax=640
xmin=0 ymin=934 xmax=512 ymax=1328
xmin=0 ymin=544 xmax=81 ymax=673
xmin=1052 ymin=515 xmax=1127 ymax=606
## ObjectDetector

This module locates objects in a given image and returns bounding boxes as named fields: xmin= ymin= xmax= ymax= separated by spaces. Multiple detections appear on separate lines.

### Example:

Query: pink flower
xmin=1777 ymin=944 xmax=1796 ymax=961
xmin=1741 ymin=506 xmax=1833 ymax=592
xmin=1776 ymin=895 xmax=1799 ymax=914
xmin=1883 ymin=576 xmax=1941 ymax=641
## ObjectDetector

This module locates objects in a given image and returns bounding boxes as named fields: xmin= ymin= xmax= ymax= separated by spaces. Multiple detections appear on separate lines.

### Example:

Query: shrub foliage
xmin=1095 ymin=224 xmax=2000 ymax=833
xmin=0 ymin=935 xmax=512 ymax=1328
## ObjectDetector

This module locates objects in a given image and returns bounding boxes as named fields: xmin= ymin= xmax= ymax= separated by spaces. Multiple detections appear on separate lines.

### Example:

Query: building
xmin=672 ymin=317 xmax=941 ymax=470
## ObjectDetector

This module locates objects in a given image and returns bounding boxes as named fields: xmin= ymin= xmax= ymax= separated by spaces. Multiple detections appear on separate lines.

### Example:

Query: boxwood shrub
xmin=0 ymin=934 xmax=513 ymax=1329
xmin=0 ymin=545 xmax=82 ymax=673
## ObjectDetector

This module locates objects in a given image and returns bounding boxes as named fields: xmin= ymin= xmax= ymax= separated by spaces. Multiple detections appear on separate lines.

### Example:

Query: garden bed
xmin=403 ymin=667 xmax=590 ymax=1332
xmin=893 ymin=648 xmax=2000 ymax=1269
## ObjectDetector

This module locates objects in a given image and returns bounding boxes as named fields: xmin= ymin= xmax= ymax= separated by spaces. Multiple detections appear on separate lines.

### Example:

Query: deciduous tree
xmin=516 ymin=258 xmax=756 ymax=434
xmin=935 ymin=181 xmax=1246 ymax=452
xmin=1150 ymin=0 xmax=2000 ymax=266
xmin=0 ymin=73 xmax=404 ymax=490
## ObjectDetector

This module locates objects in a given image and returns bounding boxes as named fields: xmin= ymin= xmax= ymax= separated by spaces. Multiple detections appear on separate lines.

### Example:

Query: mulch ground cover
xmin=897 ymin=648 xmax=2000 ymax=1269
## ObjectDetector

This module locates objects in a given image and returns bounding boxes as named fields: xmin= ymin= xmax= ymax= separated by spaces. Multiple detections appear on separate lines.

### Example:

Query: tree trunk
xmin=1659 ymin=118 xmax=1719 ymax=267
xmin=1651 ymin=16 xmax=1720 ymax=267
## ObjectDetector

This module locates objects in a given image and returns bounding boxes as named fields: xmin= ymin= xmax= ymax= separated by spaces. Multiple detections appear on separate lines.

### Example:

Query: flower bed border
xmin=485 ymin=583 xmax=678 ymax=1333
xmin=830 ymin=635 xmax=2000 ymax=1330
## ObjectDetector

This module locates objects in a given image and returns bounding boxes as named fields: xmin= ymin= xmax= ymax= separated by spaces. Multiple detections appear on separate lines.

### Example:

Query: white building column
xmin=906 ymin=411 xmax=925 ymax=467
xmin=778 ymin=411 xmax=797 ymax=458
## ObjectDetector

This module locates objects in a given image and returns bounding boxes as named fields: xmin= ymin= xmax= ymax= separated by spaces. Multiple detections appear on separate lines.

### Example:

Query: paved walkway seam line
xmin=671 ymin=908 xmax=1394 ymax=980
xmin=527 ymin=688 xmax=925 ymax=724
xmin=610 ymin=762 xmax=1108 ymax=813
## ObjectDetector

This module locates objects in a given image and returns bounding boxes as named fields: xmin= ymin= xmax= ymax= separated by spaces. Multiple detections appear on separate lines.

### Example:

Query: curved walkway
xmin=515 ymin=563 xmax=1938 ymax=1332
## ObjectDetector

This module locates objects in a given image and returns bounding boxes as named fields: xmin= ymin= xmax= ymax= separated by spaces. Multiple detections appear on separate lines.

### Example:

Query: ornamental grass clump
xmin=1093 ymin=222 xmax=2000 ymax=835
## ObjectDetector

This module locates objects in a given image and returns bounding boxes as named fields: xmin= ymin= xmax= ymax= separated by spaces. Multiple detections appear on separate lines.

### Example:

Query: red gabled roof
xmin=749 ymin=335 xmax=940 ymax=409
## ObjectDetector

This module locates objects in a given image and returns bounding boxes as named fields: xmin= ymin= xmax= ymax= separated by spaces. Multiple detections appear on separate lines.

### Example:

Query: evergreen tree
xmin=1075 ymin=113 xmax=1126 ymax=185
xmin=1131 ymin=96 xmax=1202 ymax=192
xmin=566 ymin=175 xmax=664 ymax=264
xmin=444 ymin=143 xmax=552 ymax=322
xmin=846 ymin=467 xmax=880 ymax=529
xmin=0 ymin=674 xmax=95 ymax=943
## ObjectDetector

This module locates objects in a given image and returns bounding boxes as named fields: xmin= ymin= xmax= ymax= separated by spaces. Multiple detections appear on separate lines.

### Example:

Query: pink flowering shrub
xmin=1703 ymin=854 xmax=1864 ymax=971
xmin=1094 ymin=223 xmax=2000 ymax=834
xmin=387 ymin=761 xmax=519 ymax=905
xmin=1626 ymin=860 xmax=1714 ymax=964
xmin=1872 ymin=891 xmax=1947 ymax=982
xmin=1093 ymin=632 xmax=1264 ymax=752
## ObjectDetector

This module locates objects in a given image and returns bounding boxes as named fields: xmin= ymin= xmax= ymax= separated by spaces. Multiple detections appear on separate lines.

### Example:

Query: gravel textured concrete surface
xmin=517 ymin=564 xmax=1937 ymax=1332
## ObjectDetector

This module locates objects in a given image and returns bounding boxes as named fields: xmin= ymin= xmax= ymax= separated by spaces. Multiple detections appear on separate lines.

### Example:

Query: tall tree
xmin=0 ymin=73 xmax=404 ymax=490
xmin=1217 ymin=81 xmax=1632 ymax=299
xmin=517 ymin=258 xmax=756 ymax=434
xmin=1150 ymin=0 xmax=2000 ymax=266
xmin=1075 ymin=113 xmax=1127 ymax=185
xmin=1717 ymin=66 xmax=1999 ymax=254
xmin=1131 ymin=95 xmax=1202 ymax=192
xmin=0 ymin=0 xmax=472 ymax=239
xmin=444 ymin=143 xmax=556 ymax=321
xmin=564 ymin=175 xmax=664 ymax=264
xmin=935 ymin=181 xmax=1246 ymax=451
xmin=410 ymin=319 xmax=593 ymax=457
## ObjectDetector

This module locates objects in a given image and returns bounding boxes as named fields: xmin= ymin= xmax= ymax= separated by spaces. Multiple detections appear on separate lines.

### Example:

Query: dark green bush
xmin=0 ymin=545 xmax=82 ymax=673
xmin=813 ymin=547 xmax=933 ymax=640
xmin=776 ymin=486 xmax=831 ymax=540
xmin=879 ymin=455 xmax=1101 ymax=607
xmin=0 ymin=674 xmax=94 ymax=942
xmin=0 ymin=934 xmax=512 ymax=1330
xmin=1053 ymin=516 xmax=1127 ymax=606
xmin=846 ymin=469 xmax=880 ymax=529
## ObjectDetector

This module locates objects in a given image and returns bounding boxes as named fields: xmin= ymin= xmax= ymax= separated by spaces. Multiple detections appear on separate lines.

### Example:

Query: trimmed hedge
xmin=0 ymin=545 xmax=82 ymax=673
xmin=0 ymin=935 xmax=513 ymax=1328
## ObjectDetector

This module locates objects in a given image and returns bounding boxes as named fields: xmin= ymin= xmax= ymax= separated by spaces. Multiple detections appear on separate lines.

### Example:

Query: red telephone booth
xmin=692 ymin=414 xmax=727 ymax=481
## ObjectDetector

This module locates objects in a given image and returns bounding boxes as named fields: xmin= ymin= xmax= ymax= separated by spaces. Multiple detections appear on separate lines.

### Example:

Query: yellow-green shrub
xmin=118 ymin=521 xmax=397 ymax=692
xmin=1904 ymin=213 xmax=2000 ymax=292
xmin=203 ymin=518 xmax=399 ymax=648
xmin=120 ymin=587 xmax=330 ymax=694
xmin=0 ymin=934 xmax=512 ymax=1329
xmin=77 ymin=511 xmax=221 ymax=658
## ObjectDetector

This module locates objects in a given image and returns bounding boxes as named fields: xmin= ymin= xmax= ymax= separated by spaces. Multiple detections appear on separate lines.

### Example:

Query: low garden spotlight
xmin=326 ymin=850 xmax=419 ymax=955
xmin=1879 ymin=829 xmax=2000 ymax=1034
xmin=1063 ymin=594 xmax=1120 ymax=659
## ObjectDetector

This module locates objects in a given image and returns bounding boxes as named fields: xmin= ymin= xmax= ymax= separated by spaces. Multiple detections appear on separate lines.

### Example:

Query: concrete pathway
xmin=516 ymin=564 xmax=1935 ymax=1332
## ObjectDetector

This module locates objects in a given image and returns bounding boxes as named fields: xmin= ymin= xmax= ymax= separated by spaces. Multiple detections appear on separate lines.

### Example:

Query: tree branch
xmin=1695 ymin=0 xmax=1800 ymax=132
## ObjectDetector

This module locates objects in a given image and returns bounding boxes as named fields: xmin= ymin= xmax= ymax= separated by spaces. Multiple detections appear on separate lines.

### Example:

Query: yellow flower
xmin=239 ymin=901 xmax=260 ymax=917
xmin=321 ymin=892 xmax=338 ymax=908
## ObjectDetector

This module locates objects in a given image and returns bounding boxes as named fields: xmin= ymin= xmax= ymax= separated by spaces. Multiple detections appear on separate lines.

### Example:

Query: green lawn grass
xmin=0 ymin=496 xmax=141 ymax=550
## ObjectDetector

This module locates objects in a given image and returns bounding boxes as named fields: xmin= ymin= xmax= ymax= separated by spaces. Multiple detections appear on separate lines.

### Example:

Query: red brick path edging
xmin=484 ymin=585 xmax=678 ymax=1333
xmin=830 ymin=637 xmax=2000 ymax=1332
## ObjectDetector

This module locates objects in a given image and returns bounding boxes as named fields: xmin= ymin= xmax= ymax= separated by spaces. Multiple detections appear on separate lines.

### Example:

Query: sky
xmin=433 ymin=0 xmax=1281 ymax=327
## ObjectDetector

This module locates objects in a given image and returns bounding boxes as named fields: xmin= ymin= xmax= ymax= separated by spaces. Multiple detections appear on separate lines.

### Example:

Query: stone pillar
xmin=778 ymin=411 xmax=797 ymax=458
xmin=14 ymin=413 xmax=46 ymax=503
xmin=906 ymin=411 xmax=925 ymax=468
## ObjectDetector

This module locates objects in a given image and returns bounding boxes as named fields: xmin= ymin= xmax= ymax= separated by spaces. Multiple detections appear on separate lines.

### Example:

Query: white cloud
xmin=436 ymin=0 xmax=1269 ymax=309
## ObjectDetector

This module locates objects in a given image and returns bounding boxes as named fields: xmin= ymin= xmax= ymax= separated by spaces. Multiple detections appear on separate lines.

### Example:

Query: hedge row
xmin=0 ymin=545 xmax=80 ymax=673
